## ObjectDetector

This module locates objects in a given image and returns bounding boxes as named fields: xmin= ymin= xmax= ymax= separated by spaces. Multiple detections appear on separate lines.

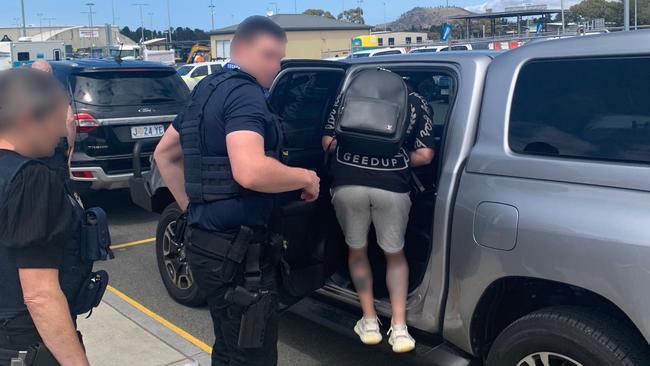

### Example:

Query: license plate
xmin=131 ymin=124 xmax=165 ymax=139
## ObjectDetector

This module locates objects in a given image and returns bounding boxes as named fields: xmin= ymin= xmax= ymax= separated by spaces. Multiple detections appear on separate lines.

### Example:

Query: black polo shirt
xmin=173 ymin=69 xmax=279 ymax=232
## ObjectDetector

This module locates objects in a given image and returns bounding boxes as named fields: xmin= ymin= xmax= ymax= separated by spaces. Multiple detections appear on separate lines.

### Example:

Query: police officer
xmin=154 ymin=16 xmax=320 ymax=366
xmin=0 ymin=69 xmax=90 ymax=365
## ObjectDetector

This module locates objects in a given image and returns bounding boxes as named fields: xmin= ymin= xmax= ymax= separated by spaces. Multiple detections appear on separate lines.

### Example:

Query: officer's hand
xmin=300 ymin=170 xmax=320 ymax=202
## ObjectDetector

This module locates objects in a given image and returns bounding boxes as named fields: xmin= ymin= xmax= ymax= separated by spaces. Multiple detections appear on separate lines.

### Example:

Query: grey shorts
xmin=331 ymin=185 xmax=412 ymax=254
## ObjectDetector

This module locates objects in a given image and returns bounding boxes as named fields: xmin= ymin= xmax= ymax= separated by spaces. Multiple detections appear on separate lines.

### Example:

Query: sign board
xmin=594 ymin=18 xmax=606 ymax=29
xmin=441 ymin=23 xmax=452 ymax=42
xmin=79 ymin=28 xmax=99 ymax=38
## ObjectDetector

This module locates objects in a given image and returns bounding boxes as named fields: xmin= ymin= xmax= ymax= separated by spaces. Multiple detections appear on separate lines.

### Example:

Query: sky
xmin=2 ymin=0 xmax=577 ymax=31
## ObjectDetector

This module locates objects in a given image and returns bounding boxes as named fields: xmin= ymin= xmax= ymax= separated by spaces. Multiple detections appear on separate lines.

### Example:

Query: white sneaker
xmin=353 ymin=317 xmax=383 ymax=345
xmin=387 ymin=325 xmax=416 ymax=353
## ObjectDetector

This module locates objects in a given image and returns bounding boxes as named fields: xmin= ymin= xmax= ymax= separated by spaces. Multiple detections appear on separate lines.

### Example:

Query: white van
xmin=176 ymin=61 xmax=229 ymax=90
xmin=349 ymin=47 xmax=407 ymax=58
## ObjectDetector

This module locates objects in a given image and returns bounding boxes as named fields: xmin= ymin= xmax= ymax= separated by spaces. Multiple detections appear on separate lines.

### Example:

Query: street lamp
xmin=37 ymin=13 xmax=43 ymax=40
xmin=166 ymin=0 xmax=173 ymax=44
xmin=209 ymin=0 xmax=216 ymax=30
xmin=85 ymin=3 xmax=96 ymax=56
xmin=132 ymin=3 xmax=149 ymax=42
xmin=19 ymin=0 xmax=27 ymax=37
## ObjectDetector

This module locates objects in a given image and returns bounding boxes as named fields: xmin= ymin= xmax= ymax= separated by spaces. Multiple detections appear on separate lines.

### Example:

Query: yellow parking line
xmin=110 ymin=237 xmax=155 ymax=250
xmin=107 ymin=285 xmax=213 ymax=354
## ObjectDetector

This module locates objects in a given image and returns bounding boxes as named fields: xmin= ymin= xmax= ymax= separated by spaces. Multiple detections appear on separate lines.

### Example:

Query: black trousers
xmin=186 ymin=243 xmax=279 ymax=366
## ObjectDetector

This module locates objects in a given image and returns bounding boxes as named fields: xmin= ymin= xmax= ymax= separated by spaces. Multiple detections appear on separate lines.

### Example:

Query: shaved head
xmin=31 ymin=59 xmax=53 ymax=74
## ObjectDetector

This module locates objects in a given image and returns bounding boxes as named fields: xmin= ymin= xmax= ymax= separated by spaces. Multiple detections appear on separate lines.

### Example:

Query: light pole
xmin=19 ymin=0 xmax=27 ymax=37
xmin=624 ymin=0 xmax=630 ymax=31
xmin=37 ymin=13 xmax=43 ymax=40
xmin=209 ymin=0 xmax=216 ymax=30
xmin=560 ymin=0 xmax=566 ymax=34
xmin=383 ymin=2 xmax=387 ymax=31
xmin=44 ymin=17 xmax=56 ymax=27
xmin=85 ymin=3 xmax=95 ymax=56
xmin=133 ymin=3 xmax=149 ymax=42
xmin=111 ymin=0 xmax=116 ymax=25
xmin=634 ymin=0 xmax=638 ymax=30
xmin=166 ymin=0 xmax=173 ymax=45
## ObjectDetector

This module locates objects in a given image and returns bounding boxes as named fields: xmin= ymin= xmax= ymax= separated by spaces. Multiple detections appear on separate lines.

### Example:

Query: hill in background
xmin=377 ymin=6 xmax=474 ymax=31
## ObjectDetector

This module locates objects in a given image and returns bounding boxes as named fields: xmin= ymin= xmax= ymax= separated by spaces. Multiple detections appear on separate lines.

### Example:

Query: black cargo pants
xmin=186 ymin=232 xmax=279 ymax=366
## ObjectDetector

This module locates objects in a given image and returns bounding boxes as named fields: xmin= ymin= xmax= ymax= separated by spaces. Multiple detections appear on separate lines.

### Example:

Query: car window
xmin=270 ymin=70 xmax=344 ymax=149
xmin=375 ymin=50 xmax=402 ymax=56
xmin=509 ymin=56 xmax=650 ymax=164
xmin=439 ymin=47 xmax=449 ymax=52
xmin=451 ymin=45 xmax=468 ymax=50
xmin=209 ymin=64 xmax=222 ymax=74
xmin=191 ymin=65 xmax=209 ymax=78
xmin=72 ymin=70 xmax=190 ymax=106
xmin=177 ymin=65 xmax=193 ymax=76
xmin=351 ymin=52 xmax=371 ymax=58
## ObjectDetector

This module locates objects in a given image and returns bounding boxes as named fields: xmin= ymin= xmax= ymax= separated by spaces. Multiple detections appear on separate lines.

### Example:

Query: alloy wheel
xmin=517 ymin=352 xmax=583 ymax=366
xmin=162 ymin=220 xmax=194 ymax=291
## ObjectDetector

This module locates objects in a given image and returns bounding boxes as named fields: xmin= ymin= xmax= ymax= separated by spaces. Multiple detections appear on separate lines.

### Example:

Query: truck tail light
xmin=72 ymin=170 xmax=94 ymax=178
xmin=75 ymin=112 xmax=100 ymax=133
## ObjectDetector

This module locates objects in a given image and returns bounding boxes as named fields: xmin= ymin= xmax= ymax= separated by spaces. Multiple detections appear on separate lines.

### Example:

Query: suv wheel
xmin=486 ymin=306 xmax=650 ymax=366
xmin=156 ymin=203 xmax=206 ymax=307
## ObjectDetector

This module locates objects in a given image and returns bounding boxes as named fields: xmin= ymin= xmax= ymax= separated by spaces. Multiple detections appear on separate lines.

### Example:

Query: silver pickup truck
xmin=130 ymin=30 xmax=650 ymax=365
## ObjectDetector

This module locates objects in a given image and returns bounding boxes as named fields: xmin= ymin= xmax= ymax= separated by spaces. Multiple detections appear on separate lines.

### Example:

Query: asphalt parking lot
xmin=86 ymin=189 xmax=433 ymax=366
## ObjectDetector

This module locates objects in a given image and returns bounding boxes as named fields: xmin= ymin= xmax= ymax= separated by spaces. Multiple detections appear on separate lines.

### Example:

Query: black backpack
xmin=335 ymin=68 xmax=409 ymax=158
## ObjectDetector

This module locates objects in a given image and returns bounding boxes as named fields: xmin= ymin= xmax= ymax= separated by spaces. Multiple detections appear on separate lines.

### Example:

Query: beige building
xmin=210 ymin=14 xmax=372 ymax=60
xmin=371 ymin=31 xmax=429 ymax=47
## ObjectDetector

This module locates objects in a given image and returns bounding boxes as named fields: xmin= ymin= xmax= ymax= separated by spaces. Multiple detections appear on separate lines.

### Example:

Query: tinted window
xmin=73 ymin=70 xmax=189 ymax=106
xmin=177 ymin=65 xmax=192 ymax=76
xmin=375 ymin=50 xmax=402 ymax=56
xmin=406 ymin=37 xmax=412 ymax=44
xmin=270 ymin=70 xmax=344 ymax=148
xmin=351 ymin=52 xmax=370 ymax=58
xmin=378 ymin=38 xmax=384 ymax=46
xmin=417 ymin=37 xmax=423 ymax=43
xmin=451 ymin=45 xmax=468 ymax=50
xmin=209 ymin=64 xmax=222 ymax=74
xmin=17 ymin=52 xmax=29 ymax=61
xmin=510 ymin=57 xmax=650 ymax=164
xmin=192 ymin=65 xmax=209 ymax=78
xmin=388 ymin=38 xmax=395 ymax=46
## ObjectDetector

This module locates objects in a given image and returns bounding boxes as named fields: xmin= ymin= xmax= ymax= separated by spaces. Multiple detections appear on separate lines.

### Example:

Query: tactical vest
xmin=0 ymin=151 xmax=91 ymax=320
xmin=180 ymin=69 xmax=281 ymax=204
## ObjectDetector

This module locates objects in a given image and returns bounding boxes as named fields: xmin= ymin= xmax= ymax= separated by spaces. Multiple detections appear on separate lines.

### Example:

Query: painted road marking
xmin=111 ymin=237 xmax=156 ymax=250
xmin=107 ymin=285 xmax=213 ymax=354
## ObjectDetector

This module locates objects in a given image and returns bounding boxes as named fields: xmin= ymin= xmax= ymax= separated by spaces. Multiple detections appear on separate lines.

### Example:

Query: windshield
xmin=177 ymin=65 xmax=193 ymax=76
xmin=411 ymin=48 xmax=437 ymax=54
xmin=73 ymin=70 xmax=189 ymax=106
xmin=351 ymin=52 xmax=371 ymax=58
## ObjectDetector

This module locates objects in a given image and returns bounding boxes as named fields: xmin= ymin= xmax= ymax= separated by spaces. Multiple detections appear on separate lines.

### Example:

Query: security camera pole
xmin=133 ymin=3 xmax=149 ymax=42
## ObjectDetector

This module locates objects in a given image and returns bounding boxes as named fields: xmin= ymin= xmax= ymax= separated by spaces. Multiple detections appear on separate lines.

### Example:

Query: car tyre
xmin=156 ymin=202 xmax=206 ymax=307
xmin=486 ymin=306 xmax=650 ymax=366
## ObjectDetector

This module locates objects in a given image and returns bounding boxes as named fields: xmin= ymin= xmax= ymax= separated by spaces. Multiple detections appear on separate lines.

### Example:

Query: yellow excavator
xmin=185 ymin=44 xmax=211 ymax=64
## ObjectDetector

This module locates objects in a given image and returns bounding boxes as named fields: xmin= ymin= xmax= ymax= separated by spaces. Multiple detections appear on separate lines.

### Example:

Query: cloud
xmin=465 ymin=0 xmax=581 ymax=13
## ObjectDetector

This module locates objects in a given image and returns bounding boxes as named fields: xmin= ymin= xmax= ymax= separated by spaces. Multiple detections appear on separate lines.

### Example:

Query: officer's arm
xmin=154 ymin=125 xmax=190 ymax=210
xmin=227 ymin=130 xmax=318 ymax=195
xmin=19 ymin=268 xmax=90 ymax=366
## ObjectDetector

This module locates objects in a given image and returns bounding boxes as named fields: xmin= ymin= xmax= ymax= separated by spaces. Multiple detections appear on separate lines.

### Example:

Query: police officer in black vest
xmin=154 ymin=16 xmax=320 ymax=366
xmin=0 ymin=69 xmax=91 ymax=366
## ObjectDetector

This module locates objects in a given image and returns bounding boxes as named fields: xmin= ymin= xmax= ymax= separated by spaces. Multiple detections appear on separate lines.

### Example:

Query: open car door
xmin=267 ymin=60 xmax=348 ymax=305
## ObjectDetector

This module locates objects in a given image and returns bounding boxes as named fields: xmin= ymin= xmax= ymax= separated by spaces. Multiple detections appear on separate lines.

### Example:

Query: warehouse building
xmin=210 ymin=14 xmax=373 ymax=60
xmin=0 ymin=25 xmax=136 ymax=56
xmin=371 ymin=31 xmax=430 ymax=47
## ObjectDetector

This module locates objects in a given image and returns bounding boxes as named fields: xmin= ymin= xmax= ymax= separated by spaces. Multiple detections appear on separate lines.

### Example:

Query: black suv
xmin=51 ymin=59 xmax=190 ymax=190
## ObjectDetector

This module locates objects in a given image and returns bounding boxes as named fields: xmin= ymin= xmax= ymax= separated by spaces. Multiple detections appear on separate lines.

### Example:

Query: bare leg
xmin=348 ymin=246 xmax=376 ymax=319
xmin=385 ymin=250 xmax=409 ymax=326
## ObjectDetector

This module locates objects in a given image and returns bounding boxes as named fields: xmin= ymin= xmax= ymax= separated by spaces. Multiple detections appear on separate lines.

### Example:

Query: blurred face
xmin=11 ymin=100 xmax=68 ymax=157
xmin=233 ymin=34 xmax=286 ymax=88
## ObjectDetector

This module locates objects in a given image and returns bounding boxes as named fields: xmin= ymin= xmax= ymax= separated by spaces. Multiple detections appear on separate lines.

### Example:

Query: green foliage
xmin=568 ymin=0 xmax=623 ymax=24
xmin=120 ymin=26 xmax=209 ymax=43
xmin=303 ymin=9 xmax=336 ymax=19
xmin=337 ymin=7 xmax=365 ymax=24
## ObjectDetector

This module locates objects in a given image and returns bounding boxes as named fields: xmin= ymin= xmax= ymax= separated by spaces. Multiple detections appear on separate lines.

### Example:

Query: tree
xmin=337 ymin=7 xmax=365 ymax=24
xmin=303 ymin=9 xmax=336 ymax=19
xmin=568 ymin=0 xmax=623 ymax=25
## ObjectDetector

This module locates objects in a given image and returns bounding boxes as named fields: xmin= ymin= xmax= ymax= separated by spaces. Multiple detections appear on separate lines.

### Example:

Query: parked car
xmin=410 ymin=43 xmax=473 ymax=53
xmin=131 ymin=31 xmax=650 ymax=365
xmin=349 ymin=47 xmax=407 ymax=58
xmin=51 ymin=59 xmax=190 ymax=190
xmin=176 ymin=61 xmax=228 ymax=90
